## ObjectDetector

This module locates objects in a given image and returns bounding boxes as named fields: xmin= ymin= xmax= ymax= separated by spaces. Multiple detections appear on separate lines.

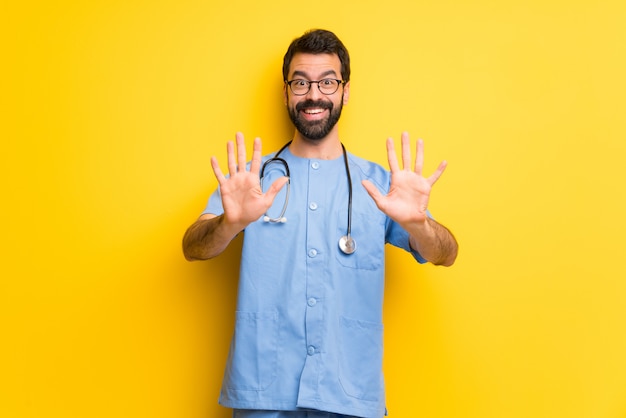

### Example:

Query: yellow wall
xmin=3 ymin=1 xmax=626 ymax=417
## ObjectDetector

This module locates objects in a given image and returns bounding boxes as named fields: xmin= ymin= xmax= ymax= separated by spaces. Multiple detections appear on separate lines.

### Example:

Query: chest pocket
xmin=335 ymin=209 xmax=386 ymax=270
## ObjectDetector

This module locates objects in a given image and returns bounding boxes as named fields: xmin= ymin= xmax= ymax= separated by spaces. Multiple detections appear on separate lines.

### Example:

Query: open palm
xmin=362 ymin=132 xmax=447 ymax=228
xmin=211 ymin=133 xmax=288 ymax=230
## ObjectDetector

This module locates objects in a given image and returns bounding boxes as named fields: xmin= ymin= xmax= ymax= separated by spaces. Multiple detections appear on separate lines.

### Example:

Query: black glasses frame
xmin=285 ymin=79 xmax=346 ymax=96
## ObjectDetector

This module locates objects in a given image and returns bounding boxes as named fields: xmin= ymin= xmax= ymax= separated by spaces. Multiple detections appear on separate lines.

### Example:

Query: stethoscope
xmin=259 ymin=141 xmax=356 ymax=255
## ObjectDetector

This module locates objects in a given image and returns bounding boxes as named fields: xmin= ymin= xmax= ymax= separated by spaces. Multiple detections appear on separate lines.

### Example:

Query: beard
xmin=288 ymin=99 xmax=343 ymax=141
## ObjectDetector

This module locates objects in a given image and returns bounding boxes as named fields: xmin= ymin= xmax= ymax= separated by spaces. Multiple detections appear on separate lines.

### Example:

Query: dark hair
xmin=282 ymin=29 xmax=351 ymax=82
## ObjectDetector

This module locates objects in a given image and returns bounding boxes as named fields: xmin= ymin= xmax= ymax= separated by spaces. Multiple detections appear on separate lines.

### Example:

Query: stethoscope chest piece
xmin=339 ymin=235 xmax=357 ymax=255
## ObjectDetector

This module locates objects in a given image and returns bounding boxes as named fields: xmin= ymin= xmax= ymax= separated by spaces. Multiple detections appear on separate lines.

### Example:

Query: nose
xmin=305 ymin=82 xmax=324 ymax=99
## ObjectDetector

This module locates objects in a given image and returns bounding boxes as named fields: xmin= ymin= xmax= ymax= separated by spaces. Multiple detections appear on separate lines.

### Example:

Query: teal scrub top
xmin=204 ymin=147 xmax=426 ymax=418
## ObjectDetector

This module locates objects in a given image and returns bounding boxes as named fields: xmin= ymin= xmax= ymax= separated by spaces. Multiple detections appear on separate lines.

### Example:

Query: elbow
xmin=428 ymin=241 xmax=458 ymax=267
xmin=436 ymin=245 xmax=458 ymax=267
xmin=183 ymin=249 xmax=200 ymax=262
xmin=182 ymin=227 xmax=211 ymax=262
xmin=182 ymin=240 xmax=222 ymax=261
xmin=184 ymin=253 xmax=202 ymax=262
xmin=182 ymin=246 xmax=213 ymax=262
xmin=182 ymin=239 xmax=210 ymax=262
xmin=437 ymin=255 xmax=456 ymax=267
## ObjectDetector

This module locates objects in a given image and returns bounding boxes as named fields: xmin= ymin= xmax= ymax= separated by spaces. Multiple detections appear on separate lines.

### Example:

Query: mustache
xmin=295 ymin=100 xmax=333 ymax=112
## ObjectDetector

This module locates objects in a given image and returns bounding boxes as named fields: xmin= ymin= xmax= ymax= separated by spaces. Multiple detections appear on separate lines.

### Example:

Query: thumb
xmin=264 ymin=176 xmax=289 ymax=202
xmin=361 ymin=179 xmax=384 ymax=205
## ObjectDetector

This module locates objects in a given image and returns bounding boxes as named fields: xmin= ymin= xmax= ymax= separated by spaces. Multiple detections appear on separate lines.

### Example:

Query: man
xmin=183 ymin=29 xmax=457 ymax=418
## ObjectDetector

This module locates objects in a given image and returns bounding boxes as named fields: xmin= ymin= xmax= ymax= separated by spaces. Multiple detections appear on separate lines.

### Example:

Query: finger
xmin=226 ymin=140 xmax=236 ymax=176
xmin=249 ymin=137 xmax=262 ymax=175
xmin=401 ymin=132 xmax=411 ymax=171
xmin=362 ymin=179 xmax=385 ymax=208
xmin=263 ymin=176 xmax=289 ymax=201
xmin=427 ymin=160 xmax=448 ymax=185
xmin=235 ymin=132 xmax=247 ymax=173
xmin=386 ymin=137 xmax=400 ymax=172
xmin=211 ymin=156 xmax=227 ymax=185
xmin=414 ymin=138 xmax=424 ymax=176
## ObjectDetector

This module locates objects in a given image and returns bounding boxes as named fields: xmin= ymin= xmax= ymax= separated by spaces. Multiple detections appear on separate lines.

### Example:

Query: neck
xmin=289 ymin=131 xmax=343 ymax=160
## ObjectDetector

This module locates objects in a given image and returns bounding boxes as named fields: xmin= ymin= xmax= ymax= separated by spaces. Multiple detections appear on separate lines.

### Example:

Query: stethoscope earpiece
xmin=263 ymin=215 xmax=287 ymax=223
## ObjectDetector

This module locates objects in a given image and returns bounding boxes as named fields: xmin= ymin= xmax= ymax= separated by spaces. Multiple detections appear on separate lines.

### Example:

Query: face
xmin=284 ymin=53 xmax=350 ymax=142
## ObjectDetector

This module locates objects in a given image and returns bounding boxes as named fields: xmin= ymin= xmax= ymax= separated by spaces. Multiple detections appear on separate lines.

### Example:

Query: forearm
xmin=182 ymin=214 xmax=242 ymax=261
xmin=408 ymin=217 xmax=458 ymax=266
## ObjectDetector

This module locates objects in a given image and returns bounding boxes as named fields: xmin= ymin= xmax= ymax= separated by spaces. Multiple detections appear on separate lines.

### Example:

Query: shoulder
xmin=346 ymin=152 xmax=390 ymax=189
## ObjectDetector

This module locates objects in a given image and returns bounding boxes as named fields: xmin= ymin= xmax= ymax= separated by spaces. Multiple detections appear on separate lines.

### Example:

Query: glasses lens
xmin=290 ymin=80 xmax=310 ymax=95
xmin=319 ymin=79 xmax=340 ymax=94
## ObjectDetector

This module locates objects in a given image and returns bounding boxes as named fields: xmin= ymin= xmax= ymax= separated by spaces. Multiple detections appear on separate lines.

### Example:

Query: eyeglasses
xmin=285 ymin=78 xmax=345 ymax=96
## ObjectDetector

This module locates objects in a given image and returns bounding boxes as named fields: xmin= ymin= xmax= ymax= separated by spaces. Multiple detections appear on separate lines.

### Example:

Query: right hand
xmin=211 ymin=132 xmax=289 ymax=232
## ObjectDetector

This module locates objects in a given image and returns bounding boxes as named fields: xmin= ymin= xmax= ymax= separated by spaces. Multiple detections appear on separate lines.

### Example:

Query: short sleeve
xmin=384 ymin=211 xmax=434 ymax=264
xmin=202 ymin=187 xmax=224 ymax=216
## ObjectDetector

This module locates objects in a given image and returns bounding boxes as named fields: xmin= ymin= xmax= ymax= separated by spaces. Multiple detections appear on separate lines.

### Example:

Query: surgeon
xmin=183 ymin=28 xmax=458 ymax=418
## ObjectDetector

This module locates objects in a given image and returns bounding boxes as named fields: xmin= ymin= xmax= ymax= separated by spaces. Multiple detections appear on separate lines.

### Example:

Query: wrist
xmin=404 ymin=216 xmax=432 ymax=238
xmin=218 ymin=214 xmax=247 ymax=239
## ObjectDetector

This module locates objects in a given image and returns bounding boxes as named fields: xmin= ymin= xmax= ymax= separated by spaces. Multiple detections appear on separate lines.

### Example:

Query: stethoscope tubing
xmin=260 ymin=156 xmax=290 ymax=223
xmin=340 ymin=143 xmax=353 ymax=242
xmin=260 ymin=141 xmax=356 ymax=254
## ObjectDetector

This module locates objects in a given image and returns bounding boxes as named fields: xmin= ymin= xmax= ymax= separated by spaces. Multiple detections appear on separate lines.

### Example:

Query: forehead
xmin=288 ymin=53 xmax=342 ymax=79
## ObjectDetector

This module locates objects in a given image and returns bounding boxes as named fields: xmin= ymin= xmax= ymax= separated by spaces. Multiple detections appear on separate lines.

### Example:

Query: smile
xmin=303 ymin=108 xmax=326 ymax=115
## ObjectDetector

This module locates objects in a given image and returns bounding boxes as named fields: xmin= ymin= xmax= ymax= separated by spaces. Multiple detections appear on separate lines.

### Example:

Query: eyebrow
xmin=291 ymin=69 xmax=339 ymax=80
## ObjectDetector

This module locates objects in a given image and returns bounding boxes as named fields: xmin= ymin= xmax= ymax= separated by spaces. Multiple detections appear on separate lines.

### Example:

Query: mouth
xmin=297 ymin=101 xmax=331 ymax=120
xmin=302 ymin=107 xmax=327 ymax=118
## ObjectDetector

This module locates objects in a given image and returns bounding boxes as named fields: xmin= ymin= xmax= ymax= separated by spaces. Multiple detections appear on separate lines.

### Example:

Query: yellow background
xmin=2 ymin=0 xmax=626 ymax=417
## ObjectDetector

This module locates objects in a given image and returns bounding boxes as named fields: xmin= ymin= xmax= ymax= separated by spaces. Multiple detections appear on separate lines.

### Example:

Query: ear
xmin=283 ymin=83 xmax=288 ymax=105
xmin=342 ymin=81 xmax=350 ymax=105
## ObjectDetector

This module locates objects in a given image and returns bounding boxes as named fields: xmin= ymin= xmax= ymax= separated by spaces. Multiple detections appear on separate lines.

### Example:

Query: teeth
xmin=304 ymin=108 xmax=324 ymax=114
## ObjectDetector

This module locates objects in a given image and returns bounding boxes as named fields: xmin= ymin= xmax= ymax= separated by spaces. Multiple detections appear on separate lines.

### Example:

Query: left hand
xmin=362 ymin=132 xmax=447 ymax=228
